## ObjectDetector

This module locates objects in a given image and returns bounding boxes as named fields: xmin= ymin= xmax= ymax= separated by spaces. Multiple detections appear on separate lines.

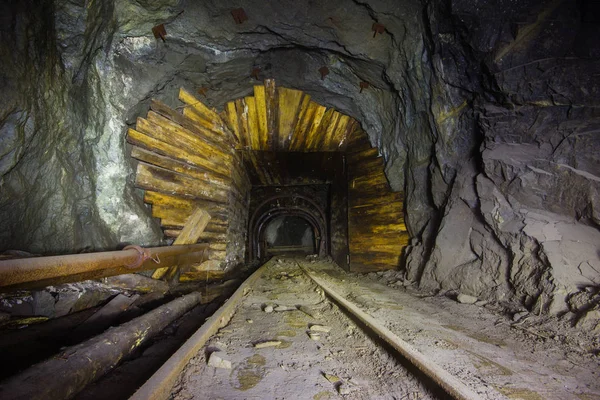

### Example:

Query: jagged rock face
xmin=405 ymin=0 xmax=600 ymax=320
xmin=0 ymin=0 xmax=599 ymax=321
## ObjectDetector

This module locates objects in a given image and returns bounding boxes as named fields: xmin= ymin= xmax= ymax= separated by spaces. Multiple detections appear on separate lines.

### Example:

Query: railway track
xmin=131 ymin=258 xmax=480 ymax=400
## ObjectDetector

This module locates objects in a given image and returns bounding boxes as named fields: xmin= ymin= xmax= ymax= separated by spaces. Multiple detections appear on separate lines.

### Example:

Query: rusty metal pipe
xmin=0 ymin=243 xmax=209 ymax=290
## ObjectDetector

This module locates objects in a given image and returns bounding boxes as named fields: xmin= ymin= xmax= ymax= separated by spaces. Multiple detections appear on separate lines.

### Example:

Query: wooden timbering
xmin=346 ymin=135 xmax=409 ymax=272
xmin=152 ymin=208 xmax=212 ymax=280
xmin=128 ymin=89 xmax=250 ymax=278
xmin=129 ymin=81 xmax=406 ymax=276
xmin=222 ymin=80 xmax=353 ymax=152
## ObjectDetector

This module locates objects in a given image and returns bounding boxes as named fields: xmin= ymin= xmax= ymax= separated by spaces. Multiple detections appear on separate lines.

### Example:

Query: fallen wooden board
xmin=152 ymin=208 xmax=211 ymax=280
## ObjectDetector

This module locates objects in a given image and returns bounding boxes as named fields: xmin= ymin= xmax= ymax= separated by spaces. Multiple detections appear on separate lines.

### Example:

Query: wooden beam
xmin=152 ymin=208 xmax=212 ymax=280
xmin=135 ymin=162 xmax=229 ymax=204
xmin=0 ymin=292 xmax=203 ymax=400
xmin=264 ymin=79 xmax=278 ymax=150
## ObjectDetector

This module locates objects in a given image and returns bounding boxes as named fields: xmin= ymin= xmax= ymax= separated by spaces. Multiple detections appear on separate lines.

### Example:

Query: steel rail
xmin=0 ymin=243 xmax=209 ymax=290
xmin=129 ymin=258 xmax=273 ymax=400
xmin=129 ymin=259 xmax=482 ymax=400
xmin=300 ymin=265 xmax=481 ymax=400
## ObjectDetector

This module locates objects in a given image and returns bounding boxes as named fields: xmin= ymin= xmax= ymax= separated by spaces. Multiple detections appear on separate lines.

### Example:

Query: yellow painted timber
xmin=225 ymin=102 xmax=240 ymax=142
xmin=178 ymin=88 xmax=226 ymax=132
xmin=289 ymin=100 xmax=316 ymax=151
xmin=245 ymin=96 xmax=260 ymax=150
xmin=131 ymin=147 xmax=230 ymax=190
xmin=337 ymin=119 xmax=356 ymax=151
xmin=181 ymin=107 xmax=233 ymax=145
xmin=235 ymin=99 xmax=250 ymax=148
xmin=254 ymin=85 xmax=268 ymax=150
xmin=264 ymin=79 xmax=278 ymax=150
xmin=155 ymin=207 xmax=227 ymax=230
xmin=135 ymin=162 xmax=229 ymax=203
xmin=127 ymin=128 xmax=230 ymax=178
xmin=152 ymin=208 xmax=211 ymax=280
xmin=149 ymin=99 xmax=234 ymax=152
xmin=149 ymin=199 xmax=228 ymax=219
xmin=164 ymin=230 xmax=227 ymax=241
xmin=277 ymin=87 xmax=304 ymax=150
xmin=321 ymin=110 xmax=341 ymax=151
xmin=209 ymin=242 xmax=227 ymax=251
xmin=147 ymin=111 xmax=233 ymax=162
xmin=136 ymin=116 xmax=223 ymax=164
xmin=287 ymin=95 xmax=311 ymax=151
xmin=311 ymin=108 xmax=334 ymax=151
xmin=304 ymin=104 xmax=327 ymax=151
xmin=330 ymin=114 xmax=350 ymax=151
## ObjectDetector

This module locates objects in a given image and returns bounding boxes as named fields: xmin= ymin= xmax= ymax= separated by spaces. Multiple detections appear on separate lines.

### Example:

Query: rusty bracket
xmin=319 ymin=66 xmax=329 ymax=80
xmin=231 ymin=8 xmax=248 ymax=24
xmin=372 ymin=22 xmax=385 ymax=38
xmin=152 ymin=24 xmax=167 ymax=42
xmin=123 ymin=245 xmax=160 ymax=269
xmin=359 ymin=81 xmax=370 ymax=93
xmin=251 ymin=67 xmax=261 ymax=80
xmin=197 ymin=86 xmax=209 ymax=97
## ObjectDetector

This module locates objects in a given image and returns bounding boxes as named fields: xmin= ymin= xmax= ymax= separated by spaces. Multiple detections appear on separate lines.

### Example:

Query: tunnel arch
xmin=249 ymin=193 xmax=328 ymax=261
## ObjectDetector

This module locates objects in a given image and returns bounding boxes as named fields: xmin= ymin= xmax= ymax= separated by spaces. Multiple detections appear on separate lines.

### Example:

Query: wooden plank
xmin=264 ymin=79 xmax=278 ymax=150
xmin=145 ymin=111 xmax=233 ymax=163
xmin=164 ymin=229 xmax=226 ymax=241
xmin=288 ymin=95 xmax=312 ymax=151
xmin=136 ymin=117 xmax=221 ymax=166
xmin=151 ymin=202 xmax=227 ymax=223
xmin=153 ymin=208 xmax=212 ymax=279
xmin=304 ymin=104 xmax=327 ymax=151
xmin=277 ymin=87 xmax=304 ymax=150
xmin=131 ymin=147 xmax=230 ymax=190
xmin=150 ymin=99 xmax=234 ymax=151
xmin=234 ymin=99 xmax=250 ymax=148
xmin=254 ymin=85 xmax=269 ymax=150
xmin=290 ymin=100 xmax=317 ymax=151
xmin=152 ymin=206 xmax=227 ymax=230
xmin=245 ymin=96 xmax=260 ymax=150
xmin=135 ymin=162 xmax=228 ymax=204
xmin=321 ymin=110 xmax=341 ymax=151
xmin=224 ymin=101 xmax=240 ymax=142
xmin=144 ymin=192 xmax=225 ymax=214
xmin=182 ymin=107 xmax=233 ymax=144
xmin=329 ymin=114 xmax=350 ymax=151
xmin=126 ymin=129 xmax=230 ymax=179
xmin=311 ymin=108 xmax=335 ymax=151
xmin=336 ymin=118 xmax=356 ymax=151
xmin=178 ymin=88 xmax=230 ymax=139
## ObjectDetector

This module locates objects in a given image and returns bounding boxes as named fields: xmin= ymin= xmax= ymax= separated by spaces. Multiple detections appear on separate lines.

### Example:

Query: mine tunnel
xmin=0 ymin=0 xmax=599 ymax=399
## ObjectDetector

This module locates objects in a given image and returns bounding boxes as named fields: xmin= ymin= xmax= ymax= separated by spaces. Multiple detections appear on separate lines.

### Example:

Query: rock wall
xmin=404 ymin=0 xmax=600 ymax=321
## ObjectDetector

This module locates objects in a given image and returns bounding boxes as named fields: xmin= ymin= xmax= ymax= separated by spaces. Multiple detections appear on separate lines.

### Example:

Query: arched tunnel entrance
xmin=127 ymin=81 xmax=409 ymax=274
xmin=248 ymin=192 xmax=328 ymax=260
xmin=260 ymin=215 xmax=316 ymax=257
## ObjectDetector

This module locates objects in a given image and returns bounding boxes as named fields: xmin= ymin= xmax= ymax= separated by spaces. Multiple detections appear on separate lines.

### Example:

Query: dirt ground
xmin=172 ymin=258 xmax=438 ymax=399
xmin=171 ymin=257 xmax=600 ymax=400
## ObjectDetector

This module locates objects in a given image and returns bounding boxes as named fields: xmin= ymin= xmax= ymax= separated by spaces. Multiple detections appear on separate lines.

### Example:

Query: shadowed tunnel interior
xmin=0 ymin=0 xmax=599 ymax=398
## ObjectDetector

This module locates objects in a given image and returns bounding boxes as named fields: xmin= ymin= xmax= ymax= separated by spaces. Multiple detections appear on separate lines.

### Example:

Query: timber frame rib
xmin=128 ymin=79 xmax=409 ymax=275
